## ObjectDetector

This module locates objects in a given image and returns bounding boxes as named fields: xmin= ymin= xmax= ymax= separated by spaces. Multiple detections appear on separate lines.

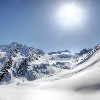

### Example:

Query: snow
xmin=0 ymin=67 xmax=100 ymax=100
xmin=0 ymin=46 xmax=100 ymax=100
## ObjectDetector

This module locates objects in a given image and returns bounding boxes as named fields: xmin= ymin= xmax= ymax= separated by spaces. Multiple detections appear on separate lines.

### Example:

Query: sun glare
xmin=63 ymin=6 xmax=78 ymax=18
xmin=57 ymin=4 xmax=83 ymax=27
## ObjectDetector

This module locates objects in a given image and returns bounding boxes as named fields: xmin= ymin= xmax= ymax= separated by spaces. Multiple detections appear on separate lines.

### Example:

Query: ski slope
xmin=0 ymin=49 xmax=100 ymax=100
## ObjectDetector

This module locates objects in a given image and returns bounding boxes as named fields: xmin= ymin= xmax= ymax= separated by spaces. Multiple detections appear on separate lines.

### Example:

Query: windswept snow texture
xmin=0 ymin=43 xmax=100 ymax=100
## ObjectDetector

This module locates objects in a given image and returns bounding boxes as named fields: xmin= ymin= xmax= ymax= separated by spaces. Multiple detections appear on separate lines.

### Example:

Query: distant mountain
xmin=0 ymin=42 xmax=99 ymax=84
xmin=48 ymin=50 xmax=71 ymax=55
xmin=76 ymin=48 xmax=93 ymax=56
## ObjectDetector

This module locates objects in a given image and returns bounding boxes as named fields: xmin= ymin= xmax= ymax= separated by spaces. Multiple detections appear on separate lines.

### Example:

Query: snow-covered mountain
xmin=0 ymin=42 xmax=45 ymax=83
xmin=0 ymin=42 xmax=100 ymax=84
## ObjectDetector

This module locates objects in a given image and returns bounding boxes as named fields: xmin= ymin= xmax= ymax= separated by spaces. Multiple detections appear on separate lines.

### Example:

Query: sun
xmin=63 ymin=5 xmax=78 ymax=19
xmin=57 ymin=4 xmax=83 ymax=27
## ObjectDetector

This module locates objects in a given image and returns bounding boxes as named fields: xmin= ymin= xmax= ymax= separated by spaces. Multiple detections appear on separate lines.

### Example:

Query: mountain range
xmin=0 ymin=42 xmax=99 ymax=84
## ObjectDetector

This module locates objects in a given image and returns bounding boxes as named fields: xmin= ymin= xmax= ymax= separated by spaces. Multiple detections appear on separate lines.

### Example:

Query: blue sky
xmin=0 ymin=0 xmax=100 ymax=53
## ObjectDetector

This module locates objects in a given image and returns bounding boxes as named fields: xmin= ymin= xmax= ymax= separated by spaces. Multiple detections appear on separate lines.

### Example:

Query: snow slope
xmin=0 ymin=44 xmax=100 ymax=100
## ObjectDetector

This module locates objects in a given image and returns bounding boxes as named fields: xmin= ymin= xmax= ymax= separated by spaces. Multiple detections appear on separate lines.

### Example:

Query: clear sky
xmin=0 ymin=0 xmax=100 ymax=53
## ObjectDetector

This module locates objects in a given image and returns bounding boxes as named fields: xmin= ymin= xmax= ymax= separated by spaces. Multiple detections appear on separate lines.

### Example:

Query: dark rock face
xmin=0 ymin=72 xmax=11 ymax=83
xmin=0 ymin=59 xmax=13 ymax=83
xmin=14 ymin=59 xmax=28 ymax=77
xmin=26 ymin=70 xmax=36 ymax=81
xmin=77 ymin=48 xmax=92 ymax=56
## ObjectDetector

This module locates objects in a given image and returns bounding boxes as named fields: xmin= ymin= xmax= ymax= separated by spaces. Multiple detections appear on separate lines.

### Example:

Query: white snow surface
xmin=0 ymin=47 xmax=100 ymax=100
